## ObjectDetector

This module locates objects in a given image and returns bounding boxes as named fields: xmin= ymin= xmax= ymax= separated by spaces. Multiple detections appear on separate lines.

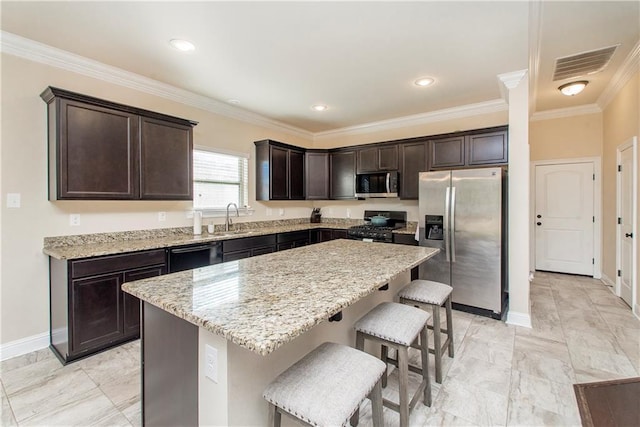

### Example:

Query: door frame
xmin=616 ymin=137 xmax=638 ymax=315
xmin=530 ymin=157 xmax=602 ymax=278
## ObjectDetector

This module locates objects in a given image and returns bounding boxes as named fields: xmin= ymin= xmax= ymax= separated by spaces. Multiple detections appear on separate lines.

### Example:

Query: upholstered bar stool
xmin=262 ymin=342 xmax=386 ymax=427
xmin=353 ymin=302 xmax=431 ymax=427
xmin=397 ymin=279 xmax=454 ymax=383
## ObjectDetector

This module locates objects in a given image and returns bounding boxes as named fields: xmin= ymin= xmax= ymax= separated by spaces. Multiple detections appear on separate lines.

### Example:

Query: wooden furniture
xmin=40 ymin=87 xmax=196 ymax=201
xmin=397 ymin=279 xmax=454 ymax=383
xmin=354 ymin=302 xmax=431 ymax=427
xmin=255 ymin=140 xmax=305 ymax=200
xmin=276 ymin=230 xmax=309 ymax=251
xmin=357 ymin=143 xmax=399 ymax=173
xmin=305 ymin=150 xmax=330 ymax=200
xmin=330 ymin=150 xmax=357 ymax=199
xmin=399 ymin=140 xmax=429 ymax=199
xmin=221 ymin=234 xmax=277 ymax=261
xmin=309 ymin=228 xmax=348 ymax=243
xmin=429 ymin=128 xmax=508 ymax=170
xmin=49 ymin=249 xmax=166 ymax=363
xmin=262 ymin=342 xmax=385 ymax=427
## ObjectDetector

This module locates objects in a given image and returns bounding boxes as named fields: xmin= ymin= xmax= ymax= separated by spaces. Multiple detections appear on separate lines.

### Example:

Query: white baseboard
xmin=635 ymin=304 xmax=640 ymax=320
xmin=0 ymin=332 xmax=49 ymax=361
xmin=601 ymin=273 xmax=616 ymax=288
xmin=506 ymin=310 xmax=532 ymax=328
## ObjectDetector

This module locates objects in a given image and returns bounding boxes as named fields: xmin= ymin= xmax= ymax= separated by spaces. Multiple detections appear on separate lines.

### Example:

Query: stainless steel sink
xmin=216 ymin=230 xmax=254 ymax=237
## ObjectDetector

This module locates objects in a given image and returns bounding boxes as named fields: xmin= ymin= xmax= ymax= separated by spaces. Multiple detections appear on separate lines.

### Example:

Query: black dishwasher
xmin=168 ymin=242 xmax=222 ymax=273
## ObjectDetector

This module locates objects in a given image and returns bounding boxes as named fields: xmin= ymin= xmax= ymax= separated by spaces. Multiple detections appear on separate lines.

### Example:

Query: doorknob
xmin=625 ymin=233 xmax=633 ymax=238
xmin=536 ymin=214 xmax=542 ymax=219
xmin=536 ymin=222 xmax=542 ymax=226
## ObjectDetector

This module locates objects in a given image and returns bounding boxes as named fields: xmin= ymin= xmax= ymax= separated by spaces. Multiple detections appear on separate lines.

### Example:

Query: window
xmin=193 ymin=149 xmax=249 ymax=210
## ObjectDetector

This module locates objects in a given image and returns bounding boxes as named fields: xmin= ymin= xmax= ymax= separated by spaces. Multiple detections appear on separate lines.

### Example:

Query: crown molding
xmin=314 ymin=99 xmax=508 ymax=140
xmin=530 ymin=103 xmax=602 ymax=122
xmin=597 ymin=39 xmax=640 ymax=110
xmin=497 ymin=70 xmax=528 ymax=91
xmin=0 ymin=31 xmax=313 ymax=140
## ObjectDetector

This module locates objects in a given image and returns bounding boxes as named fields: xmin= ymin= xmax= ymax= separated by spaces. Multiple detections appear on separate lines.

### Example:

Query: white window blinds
xmin=193 ymin=149 xmax=249 ymax=209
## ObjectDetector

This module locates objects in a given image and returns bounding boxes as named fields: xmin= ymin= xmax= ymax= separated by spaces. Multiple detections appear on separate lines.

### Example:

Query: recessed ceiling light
xmin=169 ymin=39 xmax=195 ymax=52
xmin=311 ymin=104 xmax=328 ymax=111
xmin=227 ymin=99 xmax=240 ymax=104
xmin=558 ymin=80 xmax=588 ymax=96
xmin=414 ymin=77 xmax=435 ymax=87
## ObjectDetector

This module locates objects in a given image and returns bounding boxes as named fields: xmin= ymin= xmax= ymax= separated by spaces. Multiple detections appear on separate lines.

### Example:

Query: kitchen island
xmin=123 ymin=239 xmax=438 ymax=426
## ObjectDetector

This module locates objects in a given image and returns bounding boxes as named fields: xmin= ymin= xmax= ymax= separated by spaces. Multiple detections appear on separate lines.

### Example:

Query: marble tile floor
xmin=1 ymin=272 xmax=638 ymax=426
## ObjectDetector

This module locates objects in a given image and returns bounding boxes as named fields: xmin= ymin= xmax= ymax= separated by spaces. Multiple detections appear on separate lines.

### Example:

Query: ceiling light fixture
xmin=558 ymin=80 xmax=588 ymax=96
xmin=169 ymin=39 xmax=195 ymax=52
xmin=414 ymin=77 xmax=435 ymax=87
xmin=311 ymin=104 xmax=328 ymax=111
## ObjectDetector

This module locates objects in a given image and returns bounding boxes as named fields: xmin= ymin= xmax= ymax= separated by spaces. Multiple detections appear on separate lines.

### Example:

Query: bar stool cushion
xmin=354 ymin=302 xmax=430 ymax=346
xmin=263 ymin=342 xmax=386 ymax=427
xmin=398 ymin=280 xmax=453 ymax=306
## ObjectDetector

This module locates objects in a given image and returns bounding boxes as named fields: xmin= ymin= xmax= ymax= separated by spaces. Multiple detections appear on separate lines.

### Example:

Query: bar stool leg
xmin=268 ymin=403 xmax=281 ymax=427
xmin=349 ymin=409 xmax=359 ymax=427
xmin=432 ymin=304 xmax=443 ymax=383
xmin=397 ymin=346 xmax=409 ymax=427
xmin=380 ymin=345 xmax=389 ymax=388
xmin=446 ymin=296 xmax=454 ymax=357
xmin=370 ymin=378 xmax=384 ymax=427
xmin=419 ymin=326 xmax=431 ymax=406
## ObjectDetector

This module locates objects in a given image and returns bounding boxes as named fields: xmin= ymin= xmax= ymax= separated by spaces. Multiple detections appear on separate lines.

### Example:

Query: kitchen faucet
xmin=225 ymin=202 xmax=239 ymax=231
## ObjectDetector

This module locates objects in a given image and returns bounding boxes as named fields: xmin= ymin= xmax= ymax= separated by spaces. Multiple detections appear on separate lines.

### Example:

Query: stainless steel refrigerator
xmin=418 ymin=167 xmax=507 ymax=319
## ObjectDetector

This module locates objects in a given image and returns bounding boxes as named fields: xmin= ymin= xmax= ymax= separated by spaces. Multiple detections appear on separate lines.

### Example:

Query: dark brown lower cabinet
xmin=310 ymin=228 xmax=348 ymax=243
xmin=222 ymin=234 xmax=277 ymax=262
xmin=50 ymin=249 xmax=166 ymax=364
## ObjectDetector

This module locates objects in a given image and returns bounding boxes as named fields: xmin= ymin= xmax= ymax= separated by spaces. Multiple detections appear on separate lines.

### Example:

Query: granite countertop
xmin=43 ymin=220 xmax=418 ymax=260
xmin=122 ymin=239 xmax=438 ymax=356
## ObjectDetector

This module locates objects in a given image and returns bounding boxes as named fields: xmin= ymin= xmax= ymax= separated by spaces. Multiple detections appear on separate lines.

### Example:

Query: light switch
xmin=158 ymin=212 xmax=166 ymax=222
xmin=6 ymin=193 xmax=20 ymax=208
xmin=69 ymin=214 xmax=81 ymax=226
xmin=279 ymin=208 xmax=284 ymax=216
xmin=266 ymin=208 xmax=272 ymax=216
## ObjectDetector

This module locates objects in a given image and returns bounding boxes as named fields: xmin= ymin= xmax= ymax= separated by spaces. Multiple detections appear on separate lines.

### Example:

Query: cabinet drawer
xmin=71 ymin=249 xmax=166 ymax=279
xmin=222 ymin=235 xmax=276 ymax=253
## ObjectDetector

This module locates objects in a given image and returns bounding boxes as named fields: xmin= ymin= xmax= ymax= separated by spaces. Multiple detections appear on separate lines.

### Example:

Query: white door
xmin=535 ymin=163 xmax=594 ymax=275
xmin=619 ymin=145 xmax=633 ymax=306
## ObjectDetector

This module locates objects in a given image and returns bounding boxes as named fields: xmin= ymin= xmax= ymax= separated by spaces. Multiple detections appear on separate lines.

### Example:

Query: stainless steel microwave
xmin=355 ymin=171 xmax=399 ymax=198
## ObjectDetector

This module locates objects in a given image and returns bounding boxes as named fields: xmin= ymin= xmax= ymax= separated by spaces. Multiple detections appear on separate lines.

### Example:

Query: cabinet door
xmin=332 ymin=230 xmax=348 ymax=240
xmin=330 ymin=151 xmax=356 ymax=199
xmin=123 ymin=265 xmax=166 ymax=338
xmin=430 ymin=136 xmax=465 ymax=169
xmin=467 ymin=130 xmax=508 ymax=166
xmin=400 ymin=141 xmax=427 ymax=199
xmin=270 ymin=146 xmax=289 ymax=200
xmin=289 ymin=149 xmax=305 ymax=200
xmin=140 ymin=117 xmax=193 ymax=200
xmin=305 ymin=152 xmax=330 ymax=200
xmin=357 ymin=147 xmax=379 ymax=173
xmin=57 ymin=99 xmax=139 ymax=200
xmin=252 ymin=246 xmax=276 ymax=256
xmin=223 ymin=250 xmax=252 ymax=262
xmin=71 ymin=272 xmax=124 ymax=354
xmin=378 ymin=145 xmax=399 ymax=171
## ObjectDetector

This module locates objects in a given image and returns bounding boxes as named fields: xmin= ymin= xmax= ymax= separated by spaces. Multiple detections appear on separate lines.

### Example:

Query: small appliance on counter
xmin=310 ymin=208 xmax=322 ymax=223
xmin=347 ymin=210 xmax=407 ymax=243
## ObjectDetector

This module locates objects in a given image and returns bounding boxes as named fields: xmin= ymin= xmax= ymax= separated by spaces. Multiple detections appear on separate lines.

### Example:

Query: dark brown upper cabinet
xmin=41 ymin=87 xmax=197 ymax=201
xmin=399 ymin=140 xmax=428 ymax=199
xmin=305 ymin=150 xmax=330 ymax=200
xmin=254 ymin=139 xmax=305 ymax=200
xmin=356 ymin=144 xmax=399 ymax=173
xmin=330 ymin=150 xmax=356 ymax=199
xmin=429 ymin=127 xmax=508 ymax=170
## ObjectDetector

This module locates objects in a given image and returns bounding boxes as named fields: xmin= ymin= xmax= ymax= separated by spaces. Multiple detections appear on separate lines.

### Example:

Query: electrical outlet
xmin=205 ymin=344 xmax=218 ymax=383
xmin=346 ymin=208 xmax=351 ymax=218
xmin=69 ymin=214 xmax=81 ymax=226
xmin=158 ymin=211 xmax=166 ymax=222
xmin=266 ymin=208 xmax=272 ymax=216
xmin=279 ymin=208 xmax=284 ymax=216
xmin=6 ymin=193 xmax=20 ymax=208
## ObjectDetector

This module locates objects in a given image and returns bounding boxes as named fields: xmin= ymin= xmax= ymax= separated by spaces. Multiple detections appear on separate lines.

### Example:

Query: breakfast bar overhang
xmin=123 ymin=239 xmax=439 ymax=426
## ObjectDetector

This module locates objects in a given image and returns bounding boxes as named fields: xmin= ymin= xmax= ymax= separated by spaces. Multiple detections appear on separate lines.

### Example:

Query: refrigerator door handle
xmin=444 ymin=186 xmax=451 ymax=262
xmin=450 ymin=186 xmax=456 ymax=262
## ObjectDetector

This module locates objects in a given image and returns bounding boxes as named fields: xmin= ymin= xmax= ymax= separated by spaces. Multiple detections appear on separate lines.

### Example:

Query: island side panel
xmin=142 ymin=302 xmax=198 ymax=426
xmin=221 ymin=270 xmax=411 ymax=426
xmin=198 ymin=329 xmax=229 ymax=426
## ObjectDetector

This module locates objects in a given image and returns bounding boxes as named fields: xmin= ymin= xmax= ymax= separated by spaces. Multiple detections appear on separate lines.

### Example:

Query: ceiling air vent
xmin=553 ymin=45 xmax=618 ymax=81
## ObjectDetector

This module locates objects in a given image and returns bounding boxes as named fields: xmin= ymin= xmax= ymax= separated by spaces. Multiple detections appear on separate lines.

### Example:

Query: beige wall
xmin=602 ymin=71 xmax=640 ymax=310
xmin=529 ymin=113 xmax=603 ymax=162
xmin=0 ymin=53 xmax=317 ymax=345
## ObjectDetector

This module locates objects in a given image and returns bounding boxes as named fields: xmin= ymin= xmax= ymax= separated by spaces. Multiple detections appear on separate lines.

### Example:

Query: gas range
xmin=347 ymin=210 xmax=407 ymax=243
